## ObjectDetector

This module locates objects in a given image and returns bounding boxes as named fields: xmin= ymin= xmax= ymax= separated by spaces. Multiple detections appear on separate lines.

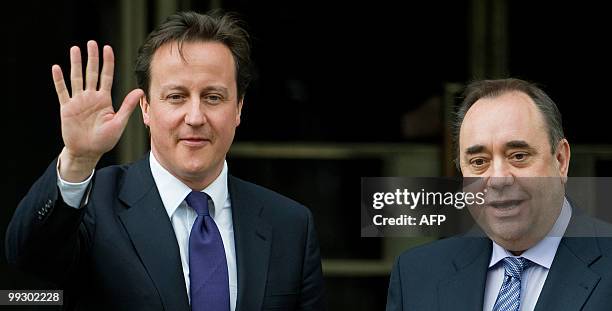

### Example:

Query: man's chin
xmin=180 ymin=158 xmax=225 ymax=178
xmin=487 ymin=223 xmax=530 ymax=245
xmin=180 ymin=163 xmax=213 ymax=177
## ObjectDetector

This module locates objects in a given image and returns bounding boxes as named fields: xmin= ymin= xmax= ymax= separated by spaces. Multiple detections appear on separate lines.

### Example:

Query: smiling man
xmin=6 ymin=11 xmax=324 ymax=311
xmin=460 ymin=89 xmax=569 ymax=256
xmin=386 ymin=78 xmax=612 ymax=311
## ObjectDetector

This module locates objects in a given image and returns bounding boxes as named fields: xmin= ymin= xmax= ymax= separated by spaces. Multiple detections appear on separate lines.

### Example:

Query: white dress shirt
xmin=483 ymin=198 xmax=572 ymax=311
xmin=57 ymin=153 xmax=238 ymax=310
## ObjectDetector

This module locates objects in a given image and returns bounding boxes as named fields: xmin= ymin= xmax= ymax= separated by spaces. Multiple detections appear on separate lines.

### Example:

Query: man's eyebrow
xmin=160 ymin=84 xmax=188 ymax=92
xmin=505 ymin=140 xmax=534 ymax=150
xmin=158 ymin=85 xmax=230 ymax=95
xmin=465 ymin=144 xmax=486 ymax=155
xmin=202 ymin=86 xmax=229 ymax=95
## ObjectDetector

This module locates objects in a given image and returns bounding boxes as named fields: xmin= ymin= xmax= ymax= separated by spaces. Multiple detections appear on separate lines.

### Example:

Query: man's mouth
xmin=180 ymin=137 xmax=211 ymax=147
xmin=487 ymin=200 xmax=524 ymax=209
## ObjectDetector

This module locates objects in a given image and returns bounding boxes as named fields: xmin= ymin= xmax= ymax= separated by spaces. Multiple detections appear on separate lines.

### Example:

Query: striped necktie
xmin=492 ymin=256 xmax=531 ymax=311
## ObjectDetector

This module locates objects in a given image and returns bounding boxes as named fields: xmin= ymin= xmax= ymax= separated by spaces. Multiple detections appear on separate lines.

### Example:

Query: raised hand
xmin=52 ymin=40 xmax=143 ymax=182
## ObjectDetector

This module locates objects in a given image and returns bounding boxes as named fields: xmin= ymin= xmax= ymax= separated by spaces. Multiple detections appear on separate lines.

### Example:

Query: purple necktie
xmin=185 ymin=191 xmax=230 ymax=311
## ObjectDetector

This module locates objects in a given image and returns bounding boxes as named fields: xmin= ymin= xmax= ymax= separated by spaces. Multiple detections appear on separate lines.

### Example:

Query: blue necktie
xmin=186 ymin=191 xmax=229 ymax=311
xmin=493 ymin=257 xmax=531 ymax=311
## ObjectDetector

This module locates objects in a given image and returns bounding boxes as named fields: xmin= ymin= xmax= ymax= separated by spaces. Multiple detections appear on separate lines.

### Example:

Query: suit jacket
xmin=386 ymin=208 xmax=612 ymax=310
xmin=6 ymin=156 xmax=325 ymax=310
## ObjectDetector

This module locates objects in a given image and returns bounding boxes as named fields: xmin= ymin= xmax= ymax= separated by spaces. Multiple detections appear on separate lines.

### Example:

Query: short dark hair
xmin=135 ymin=11 xmax=252 ymax=100
xmin=453 ymin=78 xmax=565 ymax=170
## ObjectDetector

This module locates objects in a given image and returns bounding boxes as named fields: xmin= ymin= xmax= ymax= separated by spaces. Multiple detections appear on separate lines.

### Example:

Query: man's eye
xmin=165 ymin=94 xmax=186 ymax=103
xmin=470 ymin=158 xmax=488 ymax=167
xmin=511 ymin=153 xmax=528 ymax=161
xmin=205 ymin=95 xmax=223 ymax=103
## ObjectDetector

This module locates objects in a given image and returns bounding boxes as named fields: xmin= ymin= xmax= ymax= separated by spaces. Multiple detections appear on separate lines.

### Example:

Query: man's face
xmin=141 ymin=41 xmax=242 ymax=189
xmin=460 ymin=91 xmax=570 ymax=252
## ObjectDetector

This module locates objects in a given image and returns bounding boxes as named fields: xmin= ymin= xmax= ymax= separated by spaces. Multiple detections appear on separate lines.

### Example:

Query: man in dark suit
xmin=386 ymin=78 xmax=612 ymax=310
xmin=6 ymin=11 xmax=324 ymax=311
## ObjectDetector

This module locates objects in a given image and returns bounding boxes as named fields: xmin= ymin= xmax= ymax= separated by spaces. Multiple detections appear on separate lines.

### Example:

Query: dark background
xmin=3 ymin=0 xmax=612 ymax=310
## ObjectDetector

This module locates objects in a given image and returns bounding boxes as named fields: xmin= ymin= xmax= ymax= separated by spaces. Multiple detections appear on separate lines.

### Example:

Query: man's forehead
xmin=459 ymin=91 xmax=548 ymax=151
xmin=148 ymin=40 xmax=237 ymax=89
xmin=150 ymin=40 xmax=235 ymax=69
xmin=467 ymin=91 xmax=537 ymax=118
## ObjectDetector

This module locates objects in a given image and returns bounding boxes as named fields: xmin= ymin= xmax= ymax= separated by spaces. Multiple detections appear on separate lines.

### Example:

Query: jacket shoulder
xmin=395 ymin=236 xmax=489 ymax=272
xmin=397 ymin=237 xmax=468 ymax=262
xmin=229 ymin=176 xmax=311 ymax=219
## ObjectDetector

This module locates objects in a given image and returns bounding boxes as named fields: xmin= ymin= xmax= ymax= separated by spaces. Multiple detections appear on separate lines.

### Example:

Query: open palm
xmin=52 ymin=40 xmax=143 ymax=161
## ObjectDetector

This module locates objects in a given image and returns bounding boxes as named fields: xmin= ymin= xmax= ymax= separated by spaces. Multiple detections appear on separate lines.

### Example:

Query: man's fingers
xmin=70 ymin=46 xmax=83 ymax=95
xmin=85 ymin=40 xmax=100 ymax=90
xmin=51 ymin=65 xmax=70 ymax=105
xmin=99 ymin=45 xmax=114 ymax=92
xmin=115 ymin=89 xmax=145 ymax=127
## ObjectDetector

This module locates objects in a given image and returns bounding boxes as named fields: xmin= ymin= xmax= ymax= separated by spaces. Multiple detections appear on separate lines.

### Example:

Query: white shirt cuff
xmin=56 ymin=160 xmax=94 ymax=209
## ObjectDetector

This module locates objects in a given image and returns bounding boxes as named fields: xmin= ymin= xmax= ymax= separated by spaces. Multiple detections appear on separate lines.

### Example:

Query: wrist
xmin=58 ymin=147 xmax=100 ymax=182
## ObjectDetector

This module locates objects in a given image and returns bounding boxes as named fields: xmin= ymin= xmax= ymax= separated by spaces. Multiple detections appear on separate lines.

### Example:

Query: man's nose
xmin=185 ymin=98 xmax=207 ymax=126
xmin=486 ymin=159 xmax=514 ymax=190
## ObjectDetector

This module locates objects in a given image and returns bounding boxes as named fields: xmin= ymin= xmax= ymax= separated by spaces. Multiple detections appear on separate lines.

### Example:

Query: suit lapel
xmin=438 ymin=237 xmax=491 ymax=311
xmin=534 ymin=210 xmax=602 ymax=311
xmin=229 ymin=176 xmax=272 ymax=311
xmin=117 ymin=157 xmax=190 ymax=311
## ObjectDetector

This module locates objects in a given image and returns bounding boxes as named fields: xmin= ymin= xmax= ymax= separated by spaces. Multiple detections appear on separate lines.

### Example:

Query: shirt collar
xmin=489 ymin=197 xmax=572 ymax=269
xmin=148 ymin=151 xmax=229 ymax=218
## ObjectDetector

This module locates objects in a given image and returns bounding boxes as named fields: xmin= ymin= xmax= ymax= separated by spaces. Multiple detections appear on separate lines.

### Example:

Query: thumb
xmin=115 ymin=89 xmax=145 ymax=127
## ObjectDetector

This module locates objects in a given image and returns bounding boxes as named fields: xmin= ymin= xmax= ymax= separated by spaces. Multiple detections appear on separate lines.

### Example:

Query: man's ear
xmin=235 ymin=97 xmax=243 ymax=126
xmin=140 ymin=95 xmax=150 ymax=127
xmin=555 ymin=138 xmax=571 ymax=182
